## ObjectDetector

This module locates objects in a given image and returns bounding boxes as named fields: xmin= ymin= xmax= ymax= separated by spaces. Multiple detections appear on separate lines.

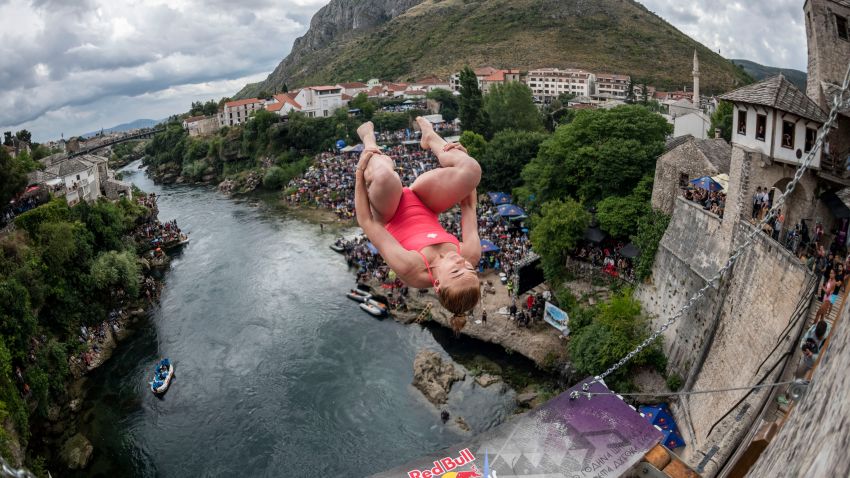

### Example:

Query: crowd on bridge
xmin=683 ymin=187 xmax=727 ymax=218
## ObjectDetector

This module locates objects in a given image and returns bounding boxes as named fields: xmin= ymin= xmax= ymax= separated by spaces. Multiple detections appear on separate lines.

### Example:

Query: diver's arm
xmin=459 ymin=190 xmax=481 ymax=265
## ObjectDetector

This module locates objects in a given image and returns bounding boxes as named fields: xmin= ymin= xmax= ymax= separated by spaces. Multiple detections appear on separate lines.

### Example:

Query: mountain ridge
xmin=235 ymin=0 xmax=752 ymax=99
xmin=730 ymin=59 xmax=807 ymax=91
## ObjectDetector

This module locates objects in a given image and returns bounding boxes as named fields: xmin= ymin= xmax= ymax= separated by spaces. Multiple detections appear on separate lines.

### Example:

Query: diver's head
xmin=431 ymin=250 xmax=480 ymax=315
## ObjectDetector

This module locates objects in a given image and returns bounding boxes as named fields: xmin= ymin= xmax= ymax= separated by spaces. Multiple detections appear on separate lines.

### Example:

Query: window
xmin=805 ymin=127 xmax=817 ymax=152
xmin=756 ymin=114 xmax=767 ymax=141
xmin=781 ymin=121 xmax=795 ymax=149
xmin=838 ymin=14 xmax=849 ymax=40
xmin=737 ymin=110 xmax=747 ymax=135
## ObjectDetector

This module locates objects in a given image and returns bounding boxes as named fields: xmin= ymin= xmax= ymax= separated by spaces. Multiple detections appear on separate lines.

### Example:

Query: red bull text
xmin=406 ymin=449 xmax=477 ymax=478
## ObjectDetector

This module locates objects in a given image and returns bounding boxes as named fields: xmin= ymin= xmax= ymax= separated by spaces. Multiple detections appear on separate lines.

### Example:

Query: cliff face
xmin=236 ymin=0 xmax=752 ymax=98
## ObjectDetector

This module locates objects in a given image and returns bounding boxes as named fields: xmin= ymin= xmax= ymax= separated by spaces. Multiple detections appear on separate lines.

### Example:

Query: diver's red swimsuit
xmin=385 ymin=188 xmax=460 ymax=251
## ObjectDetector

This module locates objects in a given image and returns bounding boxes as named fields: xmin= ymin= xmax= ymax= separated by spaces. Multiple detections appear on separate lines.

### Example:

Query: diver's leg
xmin=357 ymin=122 xmax=402 ymax=223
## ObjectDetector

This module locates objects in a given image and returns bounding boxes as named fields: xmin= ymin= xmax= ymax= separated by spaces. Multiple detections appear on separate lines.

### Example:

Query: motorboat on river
xmin=160 ymin=233 xmax=190 ymax=251
xmin=150 ymin=358 xmax=174 ymax=395
xmin=330 ymin=237 xmax=346 ymax=253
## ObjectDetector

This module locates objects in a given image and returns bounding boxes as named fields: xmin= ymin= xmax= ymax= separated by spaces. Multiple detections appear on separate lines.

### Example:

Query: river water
xmin=74 ymin=161 xmax=518 ymax=477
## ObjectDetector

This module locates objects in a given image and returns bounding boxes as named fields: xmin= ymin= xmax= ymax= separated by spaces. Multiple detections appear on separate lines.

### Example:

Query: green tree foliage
xmin=521 ymin=106 xmax=671 ymax=205
xmin=541 ymin=93 xmax=577 ymax=132
xmin=483 ymin=82 xmax=543 ymax=134
xmin=426 ymin=88 xmax=459 ymax=122
xmin=458 ymin=66 xmax=489 ymax=135
xmin=0 ymin=279 xmax=37 ymax=362
xmin=372 ymin=112 xmax=409 ymax=132
xmin=90 ymin=250 xmax=141 ymax=299
xmin=479 ymin=130 xmax=547 ymax=193
xmin=596 ymin=175 xmax=653 ymax=238
xmin=0 ymin=147 xmax=27 ymax=207
xmin=459 ymin=131 xmax=487 ymax=161
xmin=569 ymin=294 xmax=666 ymax=390
xmin=349 ymin=93 xmax=376 ymax=120
xmin=75 ymin=199 xmax=129 ymax=251
xmin=2 ymin=132 xmax=11 ymax=146
xmin=14 ymin=198 xmax=71 ymax=239
xmin=632 ymin=209 xmax=671 ymax=280
xmin=530 ymin=199 xmax=590 ymax=280
xmin=708 ymin=100 xmax=733 ymax=142
xmin=14 ymin=130 xmax=31 ymax=145
xmin=188 ymin=100 xmax=219 ymax=117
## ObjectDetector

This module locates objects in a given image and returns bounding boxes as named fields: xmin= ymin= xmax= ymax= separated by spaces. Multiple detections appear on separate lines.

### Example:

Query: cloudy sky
xmin=1 ymin=0 xmax=808 ymax=142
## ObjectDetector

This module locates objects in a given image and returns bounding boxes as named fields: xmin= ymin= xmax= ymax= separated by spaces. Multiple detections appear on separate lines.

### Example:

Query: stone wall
xmin=651 ymin=141 xmax=720 ymax=215
xmin=636 ymin=197 xmax=728 ymax=375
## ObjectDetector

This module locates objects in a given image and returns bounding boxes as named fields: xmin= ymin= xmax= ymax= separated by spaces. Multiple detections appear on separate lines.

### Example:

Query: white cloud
xmin=640 ymin=0 xmax=807 ymax=71
xmin=1 ymin=0 xmax=813 ymax=141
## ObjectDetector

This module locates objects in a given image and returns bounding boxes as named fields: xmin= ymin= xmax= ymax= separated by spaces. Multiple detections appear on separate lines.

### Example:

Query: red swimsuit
xmin=385 ymin=188 xmax=459 ymax=251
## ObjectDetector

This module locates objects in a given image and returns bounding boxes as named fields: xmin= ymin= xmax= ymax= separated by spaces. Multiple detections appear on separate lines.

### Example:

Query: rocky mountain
xmin=731 ymin=59 xmax=807 ymax=91
xmin=81 ymin=119 xmax=161 ymax=138
xmin=236 ymin=0 xmax=752 ymax=99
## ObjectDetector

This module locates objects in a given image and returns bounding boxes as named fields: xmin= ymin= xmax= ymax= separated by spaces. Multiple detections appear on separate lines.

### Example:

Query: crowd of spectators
xmin=683 ymin=187 xmax=726 ymax=218
xmin=573 ymin=242 xmax=636 ymax=282
xmin=2 ymin=189 xmax=49 ymax=227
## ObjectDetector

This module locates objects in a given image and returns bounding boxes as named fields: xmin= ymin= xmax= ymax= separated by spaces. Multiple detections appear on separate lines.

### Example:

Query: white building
xmin=720 ymin=75 xmax=826 ymax=169
xmin=265 ymin=93 xmax=303 ymax=116
xmin=219 ymin=98 xmax=265 ymax=127
xmin=594 ymin=73 xmax=630 ymax=99
xmin=336 ymin=82 xmax=369 ymax=97
xmin=526 ymin=68 xmax=595 ymax=104
xmin=449 ymin=67 xmax=520 ymax=92
xmin=44 ymin=155 xmax=108 ymax=206
xmin=292 ymin=86 xmax=344 ymax=118
xmin=673 ymin=112 xmax=712 ymax=140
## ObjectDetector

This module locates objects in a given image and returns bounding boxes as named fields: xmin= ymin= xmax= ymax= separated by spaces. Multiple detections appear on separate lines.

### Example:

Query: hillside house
xmin=526 ymin=68 xmax=595 ymax=104
xmin=265 ymin=93 xmax=303 ymax=117
xmin=651 ymin=135 xmax=731 ymax=214
xmin=292 ymin=86 xmax=344 ymax=117
xmin=183 ymin=115 xmax=219 ymax=137
xmin=219 ymin=98 xmax=265 ymax=127
xmin=449 ymin=66 xmax=520 ymax=92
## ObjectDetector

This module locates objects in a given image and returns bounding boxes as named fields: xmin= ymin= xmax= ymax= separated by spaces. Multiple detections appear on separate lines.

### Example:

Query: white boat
xmin=150 ymin=358 xmax=174 ymax=395
xmin=346 ymin=289 xmax=371 ymax=302
xmin=360 ymin=298 xmax=388 ymax=318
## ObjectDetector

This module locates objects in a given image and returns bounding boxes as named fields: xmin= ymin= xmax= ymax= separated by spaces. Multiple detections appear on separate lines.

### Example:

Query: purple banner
xmin=370 ymin=379 xmax=662 ymax=478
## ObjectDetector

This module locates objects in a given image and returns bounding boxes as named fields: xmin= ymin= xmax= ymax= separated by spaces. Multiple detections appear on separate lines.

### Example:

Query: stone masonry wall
xmin=651 ymin=142 xmax=719 ymax=215
xmin=684 ymin=221 xmax=811 ymax=448
xmin=635 ymin=197 xmax=729 ymax=375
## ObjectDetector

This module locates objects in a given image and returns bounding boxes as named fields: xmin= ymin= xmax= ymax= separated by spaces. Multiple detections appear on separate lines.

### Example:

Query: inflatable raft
xmin=347 ymin=289 xmax=371 ymax=302
xmin=360 ymin=298 xmax=388 ymax=318
xmin=150 ymin=358 xmax=174 ymax=395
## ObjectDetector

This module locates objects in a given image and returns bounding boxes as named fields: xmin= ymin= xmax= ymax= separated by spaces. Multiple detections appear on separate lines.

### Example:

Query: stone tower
xmin=803 ymin=0 xmax=850 ymax=173
xmin=692 ymin=49 xmax=700 ymax=108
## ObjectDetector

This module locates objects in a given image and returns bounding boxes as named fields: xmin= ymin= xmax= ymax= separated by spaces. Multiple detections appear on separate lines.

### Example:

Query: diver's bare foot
xmin=357 ymin=121 xmax=375 ymax=143
xmin=416 ymin=116 xmax=443 ymax=151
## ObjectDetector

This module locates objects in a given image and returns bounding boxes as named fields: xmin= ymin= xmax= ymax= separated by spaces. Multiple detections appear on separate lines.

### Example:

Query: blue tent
xmin=365 ymin=242 xmax=378 ymax=255
xmin=639 ymin=404 xmax=685 ymax=448
xmin=350 ymin=144 xmax=365 ymax=153
xmin=336 ymin=139 xmax=347 ymax=150
xmin=497 ymin=204 xmax=526 ymax=217
xmin=690 ymin=176 xmax=723 ymax=192
xmin=480 ymin=239 xmax=500 ymax=253
xmin=488 ymin=192 xmax=512 ymax=205
xmin=661 ymin=429 xmax=686 ymax=449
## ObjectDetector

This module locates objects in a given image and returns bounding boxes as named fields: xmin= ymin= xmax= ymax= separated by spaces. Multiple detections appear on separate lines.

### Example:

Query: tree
xmin=596 ymin=175 xmax=653 ymax=238
xmin=459 ymin=131 xmax=487 ymax=161
xmin=458 ymin=66 xmax=489 ymax=135
xmin=426 ymin=88 xmax=459 ymax=123
xmin=90 ymin=250 xmax=141 ymax=300
xmin=14 ymin=130 xmax=31 ymax=145
xmin=349 ymin=92 xmax=376 ymax=120
xmin=520 ymin=106 xmax=671 ymax=205
xmin=256 ymin=90 xmax=271 ymax=100
xmin=0 ymin=147 xmax=27 ymax=206
xmin=626 ymin=79 xmax=636 ymax=104
xmin=372 ymin=112 xmax=409 ymax=132
xmin=530 ymin=198 xmax=590 ymax=280
xmin=479 ymin=129 xmax=548 ymax=193
xmin=708 ymin=100 xmax=733 ymax=142
xmin=282 ymin=83 xmax=289 ymax=93
xmin=2 ymin=132 xmax=11 ymax=146
xmin=541 ymin=93 xmax=577 ymax=132
xmin=483 ymin=82 xmax=543 ymax=135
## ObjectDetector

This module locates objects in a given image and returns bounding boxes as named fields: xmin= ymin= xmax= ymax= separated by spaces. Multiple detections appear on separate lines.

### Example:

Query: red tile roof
xmin=405 ymin=90 xmax=426 ymax=95
xmin=367 ymin=86 xmax=383 ymax=97
xmin=225 ymin=98 xmax=262 ymax=108
xmin=385 ymin=83 xmax=407 ymax=91
xmin=341 ymin=93 xmax=353 ymax=101
xmin=473 ymin=66 xmax=499 ymax=77
xmin=416 ymin=77 xmax=447 ymax=85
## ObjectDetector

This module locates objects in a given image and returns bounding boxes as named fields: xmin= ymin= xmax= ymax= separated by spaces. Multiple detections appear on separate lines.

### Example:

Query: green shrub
xmin=666 ymin=373 xmax=684 ymax=392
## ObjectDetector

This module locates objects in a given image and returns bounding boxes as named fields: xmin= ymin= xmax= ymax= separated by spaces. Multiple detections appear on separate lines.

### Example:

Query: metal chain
xmin=573 ymin=61 xmax=850 ymax=399
xmin=575 ymin=379 xmax=800 ymax=399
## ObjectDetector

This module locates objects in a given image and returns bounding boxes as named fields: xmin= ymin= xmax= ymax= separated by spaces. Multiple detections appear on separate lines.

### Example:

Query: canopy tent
xmin=497 ymin=204 xmax=526 ymax=218
xmin=583 ymin=226 xmax=607 ymax=243
xmin=487 ymin=192 xmax=512 ymax=205
xmin=690 ymin=176 xmax=723 ymax=192
xmin=639 ymin=404 xmax=685 ymax=449
xmin=365 ymin=242 xmax=378 ymax=255
xmin=620 ymin=243 xmax=641 ymax=258
xmin=480 ymin=239 xmax=500 ymax=253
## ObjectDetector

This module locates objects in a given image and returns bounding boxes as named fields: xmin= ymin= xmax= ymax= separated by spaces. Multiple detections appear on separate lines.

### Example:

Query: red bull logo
xmin=406 ymin=448 xmax=477 ymax=478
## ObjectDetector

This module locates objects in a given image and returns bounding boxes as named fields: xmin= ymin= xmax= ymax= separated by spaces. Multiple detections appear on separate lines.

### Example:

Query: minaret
xmin=692 ymin=49 xmax=700 ymax=109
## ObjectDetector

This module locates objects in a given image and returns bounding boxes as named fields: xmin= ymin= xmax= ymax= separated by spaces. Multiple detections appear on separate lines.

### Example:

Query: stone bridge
xmin=68 ymin=128 xmax=163 ymax=158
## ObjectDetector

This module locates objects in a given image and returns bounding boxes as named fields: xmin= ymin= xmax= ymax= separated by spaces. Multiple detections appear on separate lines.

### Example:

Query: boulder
xmin=454 ymin=416 xmax=470 ymax=432
xmin=412 ymin=350 xmax=464 ymax=406
xmin=61 ymin=433 xmax=93 ymax=470
xmin=516 ymin=392 xmax=539 ymax=407
xmin=475 ymin=373 xmax=502 ymax=388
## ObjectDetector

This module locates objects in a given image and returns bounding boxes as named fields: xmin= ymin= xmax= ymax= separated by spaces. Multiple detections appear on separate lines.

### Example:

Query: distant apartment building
xmin=449 ymin=67 xmax=520 ymax=93
xmin=292 ymin=86 xmax=344 ymax=118
xmin=219 ymin=98 xmax=265 ymax=127
xmin=526 ymin=68 xmax=595 ymax=104
xmin=594 ymin=73 xmax=631 ymax=98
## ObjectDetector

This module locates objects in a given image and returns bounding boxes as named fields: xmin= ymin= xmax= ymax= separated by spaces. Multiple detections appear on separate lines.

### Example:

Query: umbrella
xmin=690 ymin=176 xmax=723 ymax=192
xmin=497 ymin=204 xmax=526 ymax=217
xmin=620 ymin=243 xmax=641 ymax=258
xmin=661 ymin=429 xmax=686 ymax=449
xmin=480 ymin=239 xmax=500 ymax=253
xmin=350 ymin=144 xmax=365 ymax=153
xmin=712 ymin=173 xmax=729 ymax=192
xmin=487 ymin=192 xmax=512 ymax=205
xmin=583 ymin=226 xmax=607 ymax=243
